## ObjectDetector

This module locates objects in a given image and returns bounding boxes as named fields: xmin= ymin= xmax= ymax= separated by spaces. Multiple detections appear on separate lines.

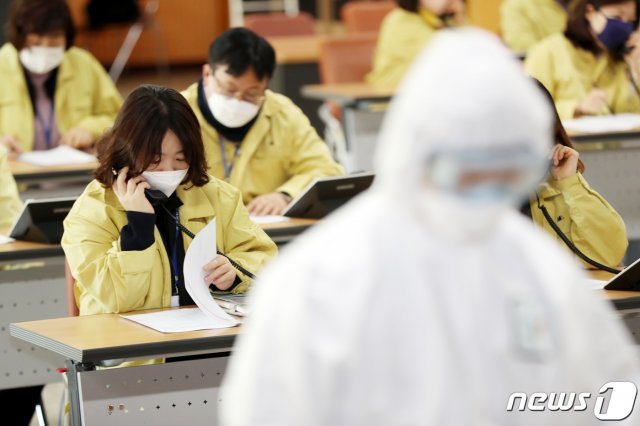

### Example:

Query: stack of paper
xmin=17 ymin=145 xmax=96 ymax=166
xmin=122 ymin=219 xmax=240 ymax=332
xmin=562 ymin=114 xmax=640 ymax=134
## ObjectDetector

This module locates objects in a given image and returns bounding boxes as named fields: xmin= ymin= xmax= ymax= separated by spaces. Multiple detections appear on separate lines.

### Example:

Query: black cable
xmin=158 ymin=203 xmax=257 ymax=280
xmin=535 ymin=194 xmax=622 ymax=274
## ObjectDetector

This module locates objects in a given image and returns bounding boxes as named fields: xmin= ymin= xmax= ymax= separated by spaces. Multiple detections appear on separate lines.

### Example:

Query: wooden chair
xmin=244 ymin=12 xmax=316 ymax=37
xmin=341 ymin=1 xmax=396 ymax=33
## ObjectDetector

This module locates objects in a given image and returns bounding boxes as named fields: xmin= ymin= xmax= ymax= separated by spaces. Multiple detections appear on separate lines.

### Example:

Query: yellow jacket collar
xmin=418 ymin=7 xmax=445 ymax=29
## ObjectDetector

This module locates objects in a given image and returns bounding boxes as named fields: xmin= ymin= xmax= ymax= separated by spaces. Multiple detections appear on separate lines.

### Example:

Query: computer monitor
xmin=9 ymin=197 xmax=76 ymax=244
xmin=282 ymin=172 xmax=374 ymax=219
xmin=605 ymin=257 xmax=640 ymax=291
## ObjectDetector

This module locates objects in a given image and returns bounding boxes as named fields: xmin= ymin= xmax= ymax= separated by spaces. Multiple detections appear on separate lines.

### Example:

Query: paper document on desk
xmin=249 ymin=214 xmax=291 ymax=225
xmin=562 ymin=114 xmax=640 ymax=134
xmin=17 ymin=145 xmax=96 ymax=166
xmin=122 ymin=307 xmax=236 ymax=333
xmin=585 ymin=279 xmax=608 ymax=290
xmin=0 ymin=234 xmax=14 ymax=245
xmin=183 ymin=218 xmax=240 ymax=327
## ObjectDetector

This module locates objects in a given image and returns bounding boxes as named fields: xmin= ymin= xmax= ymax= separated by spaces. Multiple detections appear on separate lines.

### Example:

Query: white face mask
xmin=19 ymin=46 xmax=65 ymax=74
xmin=141 ymin=169 xmax=188 ymax=198
xmin=207 ymin=92 xmax=261 ymax=128
xmin=417 ymin=189 xmax=508 ymax=242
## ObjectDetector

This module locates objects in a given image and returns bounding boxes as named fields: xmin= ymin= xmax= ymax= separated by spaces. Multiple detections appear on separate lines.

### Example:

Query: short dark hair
xmin=532 ymin=78 xmax=585 ymax=173
xmin=565 ymin=0 xmax=639 ymax=60
xmin=94 ymin=85 xmax=210 ymax=188
xmin=5 ymin=0 xmax=76 ymax=50
xmin=208 ymin=27 xmax=276 ymax=80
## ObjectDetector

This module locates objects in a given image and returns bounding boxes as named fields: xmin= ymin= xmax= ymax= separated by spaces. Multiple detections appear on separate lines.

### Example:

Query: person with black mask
xmin=526 ymin=0 xmax=640 ymax=119
xmin=181 ymin=28 xmax=343 ymax=216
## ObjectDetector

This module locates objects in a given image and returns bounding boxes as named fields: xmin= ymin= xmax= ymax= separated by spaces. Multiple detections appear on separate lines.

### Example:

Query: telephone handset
xmin=535 ymin=193 xmax=621 ymax=274
xmin=143 ymin=189 xmax=257 ymax=279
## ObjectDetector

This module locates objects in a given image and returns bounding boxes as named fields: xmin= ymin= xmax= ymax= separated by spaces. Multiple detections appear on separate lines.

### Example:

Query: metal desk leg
xmin=66 ymin=359 xmax=95 ymax=426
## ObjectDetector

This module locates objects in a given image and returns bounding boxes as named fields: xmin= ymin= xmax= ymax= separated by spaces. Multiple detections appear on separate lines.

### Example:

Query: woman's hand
xmin=575 ymin=88 xmax=609 ymax=116
xmin=112 ymin=166 xmax=154 ymax=213
xmin=61 ymin=127 xmax=94 ymax=149
xmin=203 ymin=255 xmax=237 ymax=291
xmin=0 ymin=135 xmax=22 ymax=160
xmin=550 ymin=144 xmax=579 ymax=181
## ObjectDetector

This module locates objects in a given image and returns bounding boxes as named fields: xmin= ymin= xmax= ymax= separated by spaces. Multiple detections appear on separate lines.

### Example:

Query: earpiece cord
xmin=535 ymin=194 xmax=622 ymax=274
xmin=158 ymin=203 xmax=257 ymax=280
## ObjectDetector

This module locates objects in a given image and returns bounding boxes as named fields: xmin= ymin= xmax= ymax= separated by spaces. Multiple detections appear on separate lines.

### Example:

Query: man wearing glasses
xmin=182 ymin=28 xmax=343 ymax=216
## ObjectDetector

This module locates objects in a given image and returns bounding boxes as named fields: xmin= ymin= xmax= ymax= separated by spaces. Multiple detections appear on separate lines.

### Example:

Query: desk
xmin=10 ymin=285 xmax=640 ymax=425
xmin=302 ymin=83 xmax=393 ymax=172
xmin=12 ymin=310 xmax=239 ymax=425
xmin=10 ymin=160 xmax=97 ymax=200
xmin=0 ymin=218 xmax=316 ymax=398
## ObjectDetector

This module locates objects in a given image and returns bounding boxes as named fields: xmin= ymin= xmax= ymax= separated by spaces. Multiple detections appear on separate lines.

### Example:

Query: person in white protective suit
xmin=219 ymin=28 xmax=640 ymax=426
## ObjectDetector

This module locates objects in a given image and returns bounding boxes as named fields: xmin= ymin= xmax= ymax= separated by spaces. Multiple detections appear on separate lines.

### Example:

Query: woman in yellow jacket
xmin=0 ymin=0 xmax=122 ymax=158
xmin=526 ymin=80 xmax=627 ymax=269
xmin=0 ymin=145 xmax=22 ymax=229
xmin=62 ymin=85 xmax=277 ymax=316
xmin=501 ymin=0 xmax=569 ymax=53
xmin=365 ymin=0 xmax=465 ymax=88
xmin=525 ymin=0 xmax=640 ymax=120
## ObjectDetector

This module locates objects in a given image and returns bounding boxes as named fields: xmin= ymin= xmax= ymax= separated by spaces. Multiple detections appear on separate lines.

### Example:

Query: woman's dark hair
xmin=565 ymin=0 xmax=639 ymax=60
xmin=397 ymin=0 xmax=419 ymax=12
xmin=532 ymin=78 xmax=586 ymax=173
xmin=208 ymin=27 xmax=275 ymax=80
xmin=94 ymin=85 xmax=210 ymax=188
xmin=5 ymin=0 xmax=76 ymax=50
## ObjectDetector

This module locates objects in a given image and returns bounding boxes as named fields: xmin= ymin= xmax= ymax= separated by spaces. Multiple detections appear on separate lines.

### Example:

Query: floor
xmin=26 ymin=64 xmax=203 ymax=426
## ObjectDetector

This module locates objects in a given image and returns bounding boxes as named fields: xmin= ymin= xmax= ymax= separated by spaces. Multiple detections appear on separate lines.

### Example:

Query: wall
xmin=67 ymin=0 xmax=230 ymax=67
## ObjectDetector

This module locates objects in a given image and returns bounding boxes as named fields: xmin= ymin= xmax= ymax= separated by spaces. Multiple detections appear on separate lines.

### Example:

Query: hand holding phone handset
xmin=144 ymin=188 xmax=257 ymax=280
xmin=112 ymin=166 xmax=154 ymax=213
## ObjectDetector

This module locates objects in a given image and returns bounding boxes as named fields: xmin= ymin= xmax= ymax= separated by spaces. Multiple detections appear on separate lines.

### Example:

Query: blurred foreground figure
xmin=220 ymin=29 xmax=640 ymax=426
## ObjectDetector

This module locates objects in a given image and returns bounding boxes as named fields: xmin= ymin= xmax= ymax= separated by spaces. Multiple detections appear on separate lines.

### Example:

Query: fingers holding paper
xmin=204 ymin=255 xmax=237 ymax=291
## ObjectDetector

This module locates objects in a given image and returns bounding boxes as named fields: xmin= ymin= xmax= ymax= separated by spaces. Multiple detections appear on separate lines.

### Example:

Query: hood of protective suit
xmin=374 ymin=28 xmax=552 ymax=203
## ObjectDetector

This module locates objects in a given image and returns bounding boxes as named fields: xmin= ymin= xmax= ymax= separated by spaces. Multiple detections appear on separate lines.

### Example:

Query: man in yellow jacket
xmin=0 ymin=145 xmax=22 ymax=230
xmin=182 ymin=28 xmax=343 ymax=216
xmin=0 ymin=0 xmax=122 ymax=156
xmin=501 ymin=0 xmax=569 ymax=54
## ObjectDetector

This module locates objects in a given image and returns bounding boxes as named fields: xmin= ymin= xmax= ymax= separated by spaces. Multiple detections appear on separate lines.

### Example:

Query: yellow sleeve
xmin=275 ymin=105 xmax=344 ymax=198
xmin=62 ymin=199 xmax=160 ymax=314
xmin=535 ymin=173 xmax=627 ymax=268
xmin=611 ymin=66 xmax=640 ymax=114
xmin=501 ymin=0 xmax=538 ymax=53
xmin=219 ymin=188 xmax=278 ymax=294
xmin=74 ymin=55 xmax=123 ymax=138
xmin=0 ymin=147 xmax=22 ymax=229
xmin=525 ymin=44 xmax=579 ymax=119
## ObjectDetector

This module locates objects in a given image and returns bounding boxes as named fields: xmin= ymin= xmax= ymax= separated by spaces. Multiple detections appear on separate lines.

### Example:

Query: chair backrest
xmin=341 ymin=1 xmax=396 ymax=33
xmin=244 ymin=12 xmax=316 ymax=37
xmin=64 ymin=259 xmax=79 ymax=317
xmin=318 ymin=33 xmax=378 ymax=84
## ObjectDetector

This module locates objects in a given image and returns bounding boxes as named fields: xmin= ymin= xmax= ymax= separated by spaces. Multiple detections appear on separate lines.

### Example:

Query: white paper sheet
xmin=562 ymin=114 xmax=640 ymax=134
xmin=585 ymin=279 xmax=608 ymax=290
xmin=183 ymin=218 xmax=240 ymax=327
xmin=249 ymin=214 xmax=291 ymax=225
xmin=17 ymin=145 xmax=96 ymax=166
xmin=0 ymin=235 xmax=14 ymax=245
xmin=122 ymin=307 xmax=234 ymax=333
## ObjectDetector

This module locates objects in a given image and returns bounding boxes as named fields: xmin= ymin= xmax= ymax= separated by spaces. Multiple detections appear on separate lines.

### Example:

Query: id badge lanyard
xmin=170 ymin=208 xmax=181 ymax=307
xmin=218 ymin=136 xmax=241 ymax=182
xmin=36 ymin=103 xmax=55 ymax=149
